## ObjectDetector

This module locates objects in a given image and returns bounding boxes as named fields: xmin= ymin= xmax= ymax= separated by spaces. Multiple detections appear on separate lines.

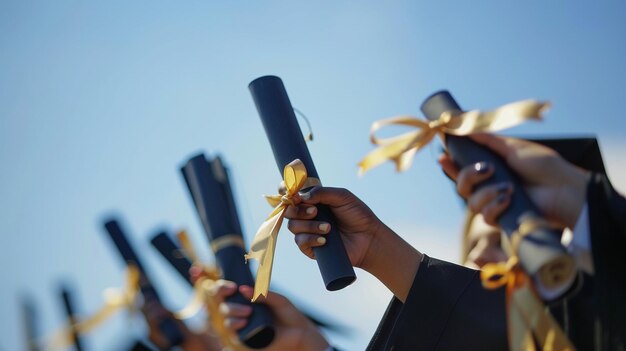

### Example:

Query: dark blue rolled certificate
xmin=181 ymin=154 xmax=275 ymax=349
xmin=103 ymin=218 xmax=185 ymax=347
xmin=421 ymin=91 xmax=575 ymax=298
xmin=20 ymin=296 xmax=39 ymax=351
xmin=150 ymin=232 xmax=194 ymax=286
xmin=248 ymin=75 xmax=356 ymax=292
xmin=59 ymin=285 xmax=85 ymax=351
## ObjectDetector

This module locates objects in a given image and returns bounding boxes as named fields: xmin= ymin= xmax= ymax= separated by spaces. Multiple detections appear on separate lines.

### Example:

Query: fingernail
xmin=474 ymin=162 xmax=490 ymax=174
xmin=305 ymin=207 xmax=316 ymax=215
xmin=318 ymin=223 xmax=330 ymax=232
xmin=497 ymin=182 xmax=512 ymax=194
xmin=317 ymin=237 xmax=327 ymax=245
xmin=497 ymin=193 xmax=508 ymax=204
xmin=299 ymin=191 xmax=311 ymax=200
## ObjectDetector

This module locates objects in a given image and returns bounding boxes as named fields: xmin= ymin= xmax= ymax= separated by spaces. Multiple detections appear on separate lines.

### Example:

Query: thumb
xmin=239 ymin=285 xmax=291 ymax=310
xmin=240 ymin=285 xmax=300 ymax=323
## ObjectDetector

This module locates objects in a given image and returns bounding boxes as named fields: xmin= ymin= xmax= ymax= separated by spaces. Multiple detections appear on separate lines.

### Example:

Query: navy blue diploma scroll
xmin=60 ymin=286 xmax=85 ymax=351
xmin=150 ymin=232 xmax=194 ymax=286
xmin=248 ymin=75 xmax=356 ymax=291
xmin=20 ymin=296 xmax=39 ymax=351
xmin=103 ymin=219 xmax=185 ymax=348
xmin=421 ymin=91 xmax=575 ymax=298
xmin=181 ymin=154 xmax=275 ymax=349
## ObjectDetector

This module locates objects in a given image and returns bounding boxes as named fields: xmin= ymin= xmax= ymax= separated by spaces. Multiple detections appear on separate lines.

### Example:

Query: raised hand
xmin=439 ymin=133 xmax=590 ymax=229
xmin=213 ymin=280 xmax=330 ymax=351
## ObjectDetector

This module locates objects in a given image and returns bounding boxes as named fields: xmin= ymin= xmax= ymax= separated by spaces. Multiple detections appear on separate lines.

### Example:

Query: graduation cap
xmin=527 ymin=137 xmax=606 ymax=174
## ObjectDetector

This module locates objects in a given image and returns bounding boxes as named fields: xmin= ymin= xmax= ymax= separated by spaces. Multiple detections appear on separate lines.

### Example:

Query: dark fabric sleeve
xmin=366 ymin=296 xmax=403 ymax=350
xmin=587 ymin=174 xmax=626 ymax=350
xmin=367 ymin=255 xmax=507 ymax=351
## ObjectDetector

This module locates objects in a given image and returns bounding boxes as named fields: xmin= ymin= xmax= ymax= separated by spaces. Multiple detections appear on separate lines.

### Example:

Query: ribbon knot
xmin=481 ymin=221 xmax=575 ymax=351
xmin=280 ymin=194 xmax=296 ymax=207
xmin=246 ymin=159 xmax=309 ymax=301
xmin=358 ymin=100 xmax=550 ymax=175
xmin=428 ymin=111 xmax=454 ymax=130
xmin=481 ymin=256 xmax=522 ymax=290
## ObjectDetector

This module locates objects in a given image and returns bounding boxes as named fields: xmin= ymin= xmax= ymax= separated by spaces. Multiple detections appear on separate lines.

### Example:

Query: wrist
xmin=557 ymin=164 xmax=591 ymax=229
xmin=303 ymin=325 xmax=330 ymax=351
xmin=361 ymin=223 xmax=421 ymax=302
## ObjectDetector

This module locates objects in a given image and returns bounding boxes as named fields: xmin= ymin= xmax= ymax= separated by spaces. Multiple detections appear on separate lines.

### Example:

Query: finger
xmin=481 ymin=192 xmax=512 ymax=226
xmin=209 ymin=280 xmax=238 ymax=299
xmin=438 ymin=154 xmax=459 ymax=181
xmin=142 ymin=301 xmax=169 ymax=321
xmin=287 ymin=219 xmax=330 ymax=235
xmin=240 ymin=286 xmax=291 ymax=311
xmin=284 ymin=204 xmax=317 ymax=220
xmin=298 ymin=186 xmax=354 ymax=206
xmin=239 ymin=285 xmax=254 ymax=300
xmin=467 ymin=182 xmax=513 ymax=214
xmin=189 ymin=265 xmax=205 ymax=284
xmin=224 ymin=317 xmax=248 ymax=331
xmin=456 ymin=162 xmax=494 ymax=199
xmin=294 ymin=233 xmax=326 ymax=259
xmin=219 ymin=302 xmax=252 ymax=318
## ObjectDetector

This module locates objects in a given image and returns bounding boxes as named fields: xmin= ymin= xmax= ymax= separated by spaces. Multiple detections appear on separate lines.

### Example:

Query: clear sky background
xmin=2 ymin=1 xmax=626 ymax=350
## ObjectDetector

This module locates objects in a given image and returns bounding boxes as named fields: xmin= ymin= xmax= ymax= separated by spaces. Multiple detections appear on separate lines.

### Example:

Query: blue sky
xmin=2 ymin=2 xmax=626 ymax=350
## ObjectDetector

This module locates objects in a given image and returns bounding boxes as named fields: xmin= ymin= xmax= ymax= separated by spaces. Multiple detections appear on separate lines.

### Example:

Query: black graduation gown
xmin=586 ymin=174 xmax=626 ymax=350
xmin=367 ymin=174 xmax=626 ymax=351
xmin=367 ymin=255 xmax=508 ymax=351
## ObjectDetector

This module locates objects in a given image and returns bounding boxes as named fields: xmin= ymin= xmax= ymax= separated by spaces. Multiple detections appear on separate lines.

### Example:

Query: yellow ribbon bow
xmin=173 ymin=231 xmax=246 ymax=350
xmin=481 ymin=220 xmax=575 ymax=351
xmin=173 ymin=230 xmax=221 ymax=321
xmin=47 ymin=266 xmax=140 ymax=350
xmin=358 ymin=100 xmax=550 ymax=174
xmin=245 ymin=159 xmax=310 ymax=302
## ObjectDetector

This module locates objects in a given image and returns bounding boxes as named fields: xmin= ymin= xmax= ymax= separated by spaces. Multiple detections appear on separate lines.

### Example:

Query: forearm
xmin=554 ymin=164 xmax=591 ymax=229
xmin=361 ymin=223 xmax=422 ymax=302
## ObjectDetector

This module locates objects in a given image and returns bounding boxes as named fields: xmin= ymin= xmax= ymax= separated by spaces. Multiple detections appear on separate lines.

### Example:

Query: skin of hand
xmin=142 ymin=295 xmax=222 ymax=351
xmin=464 ymin=214 xmax=508 ymax=269
xmin=438 ymin=133 xmax=591 ymax=230
xmin=212 ymin=280 xmax=330 ymax=351
xmin=284 ymin=187 xmax=421 ymax=302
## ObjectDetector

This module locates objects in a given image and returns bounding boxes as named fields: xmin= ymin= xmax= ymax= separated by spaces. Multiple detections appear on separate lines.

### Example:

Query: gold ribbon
xmin=174 ymin=230 xmax=221 ymax=321
xmin=47 ymin=266 xmax=140 ymax=350
xmin=245 ymin=159 xmax=309 ymax=301
xmin=210 ymin=234 xmax=246 ymax=253
xmin=174 ymin=231 xmax=245 ymax=351
xmin=358 ymin=100 xmax=550 ymax=174
xmin=481 ymin=219 xmax=575 ymax=351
